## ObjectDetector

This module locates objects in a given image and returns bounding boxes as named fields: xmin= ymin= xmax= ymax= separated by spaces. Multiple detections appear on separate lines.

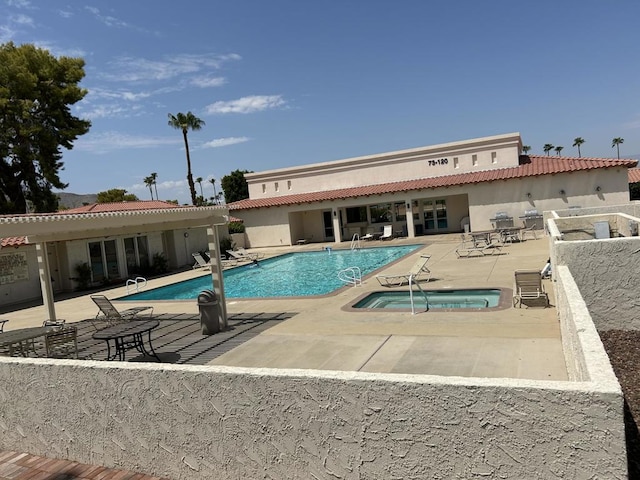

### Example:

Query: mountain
xmin=56 ymin=192 xmax=98 ymax=209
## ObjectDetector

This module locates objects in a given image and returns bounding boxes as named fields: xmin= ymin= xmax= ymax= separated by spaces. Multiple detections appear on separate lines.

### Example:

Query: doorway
xmin=88 ymin=240 xmax=119 ymax=283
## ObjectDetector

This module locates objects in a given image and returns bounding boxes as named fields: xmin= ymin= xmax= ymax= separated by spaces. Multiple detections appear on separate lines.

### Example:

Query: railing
xmin=338 ymin=267 xmax=362 ymax=287
xmin=350 ymin=234 xmax=361 ymax=251
xmin=408 ymin=274 xmax=429 ymax=314
xmin=126 ymin=276 xmax=147 ymax=294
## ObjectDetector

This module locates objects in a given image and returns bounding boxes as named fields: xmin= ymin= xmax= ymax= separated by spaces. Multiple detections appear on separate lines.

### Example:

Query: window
xmin=124 ymin=236 xmax=150 ymax=274
xmin=423 ymin=199 xmax=448 ymax=231
xmin=435 ymin=199 xmax=448 ymax=228
xmin=287 ymin=180 xmax=292 ymax=190
xmin=370 ymin=203 xmax=392 ymax=223
xmin=346 ymin=206 xmax=367 ymax=223
xmin=275 ymin=182 xmax=279 ymax=192
xmin=453 ymin=157 xmax=459 ymax=169
xmin=394 ymin=202 xmax=406 ymax=221
xmin=472 ymin=154 xmax=478 ymax=166
xmin=262 ymin=184 xmax=266 ymax=193
xmin=88 ymin=240 xmax=119 ymax=283
xmin=491 ymin=152 xmax=497 ymax=164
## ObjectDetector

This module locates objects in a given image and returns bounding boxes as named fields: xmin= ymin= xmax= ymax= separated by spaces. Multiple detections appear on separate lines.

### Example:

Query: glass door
xmin=323 ymin=211 xmax=334 ymax=240
xmin=88 ymin=240 xmax=119 ymax=283
xmin=423 ymin=199 xmax=448 ymax=232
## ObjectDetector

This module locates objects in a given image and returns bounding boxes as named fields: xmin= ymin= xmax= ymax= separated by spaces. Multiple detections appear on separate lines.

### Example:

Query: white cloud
xmin=58 ymin=10 xmax=73 ymax=19
xmin=201 ymin=137 xmax=250 ymax=148
xmin=205 ymin=95 xmax=285 ymax=114
xmin=84 ymin=6 xmax=129 ymax=29
xmin=191 ymin=76 xmax=226 ymax=88
xmin=9 ymin=14 xmax=34 ymax=26
xmin=102 ymin=53 xmax=241 ymax=83
xmin=74 ymin=131 xmax=180 ymax=154
xmin=7 ymin=0 xmax=31 ymax=8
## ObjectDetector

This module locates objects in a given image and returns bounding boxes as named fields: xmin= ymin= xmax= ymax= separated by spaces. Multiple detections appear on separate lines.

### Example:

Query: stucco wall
xmin=0 ymin=357 xmax=626 ymax=479
xmin=241 ymin=208 xmax=292 ymax=247
xmin=553 ymin=235 xmax=640 ymax=331
xmin=0 ymin=245 xmax=40 ymax=306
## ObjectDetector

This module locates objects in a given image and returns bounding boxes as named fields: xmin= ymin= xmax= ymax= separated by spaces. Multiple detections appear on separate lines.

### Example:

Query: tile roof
xmin=229 ymin=155 xmax=638 ymax=210
xmin=629 ymin=168 xmax=640 ymax=183
xmin=0 ymin=236 xmax=27 ymax=247
xmin=63 ymin=200 xmax=184 ymax=213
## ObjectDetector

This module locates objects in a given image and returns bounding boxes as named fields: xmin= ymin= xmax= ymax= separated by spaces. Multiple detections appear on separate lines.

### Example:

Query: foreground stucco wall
xmin=554 ymin=235 xmax=640 ymax=330
xmin=0 ymin=357 xmax=626 ymax=479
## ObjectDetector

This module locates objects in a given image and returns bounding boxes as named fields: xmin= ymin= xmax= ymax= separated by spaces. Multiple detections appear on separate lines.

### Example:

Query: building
xmin=229 ymin=133 xmax=637 ymax=247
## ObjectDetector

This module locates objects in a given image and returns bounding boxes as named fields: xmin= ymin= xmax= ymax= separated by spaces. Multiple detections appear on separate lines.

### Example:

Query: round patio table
xmin=92 ymin=320 xmax=160 ymax=362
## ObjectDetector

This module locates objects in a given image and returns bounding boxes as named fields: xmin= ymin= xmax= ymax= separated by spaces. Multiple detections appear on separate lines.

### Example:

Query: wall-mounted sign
xmin=0 ymin=252 xmax=29 ymax=285
xmin=428 ymin=158 xmax=448 ymax=166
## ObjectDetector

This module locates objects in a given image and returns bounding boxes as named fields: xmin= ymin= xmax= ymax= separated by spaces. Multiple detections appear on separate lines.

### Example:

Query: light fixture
xmin=596 ymin=186 xmax=602 ymax=192
xmin=183 ymin=232 xmax=189 ymax=238
xmin=406 ymin=203 xmax=411 ymax=209
xmin=526 ymin=193 xmax=532 ymax=199
xmin=559 ymin=189 xmax=566 ymax=196
xmin=333 ymin=211 xmax=337 ymax=217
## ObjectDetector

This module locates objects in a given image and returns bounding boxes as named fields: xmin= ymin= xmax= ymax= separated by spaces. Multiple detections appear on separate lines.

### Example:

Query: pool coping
xmin=342 ymin=286 xmax=514 ymax=313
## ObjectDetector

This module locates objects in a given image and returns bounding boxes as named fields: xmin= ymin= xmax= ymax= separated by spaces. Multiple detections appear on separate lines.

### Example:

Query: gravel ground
xmin=600 ymin=330 xmax=640 ymax=479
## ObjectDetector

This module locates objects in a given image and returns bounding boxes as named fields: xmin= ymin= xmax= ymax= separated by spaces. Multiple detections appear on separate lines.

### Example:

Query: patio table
xmin=0 ymin=326 xmax=56 ymax=357
xmin=92 ymin=320 xmax=160 ymax=362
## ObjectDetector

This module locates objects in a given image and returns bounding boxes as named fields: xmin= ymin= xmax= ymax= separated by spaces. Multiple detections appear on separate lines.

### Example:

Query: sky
xmin=3 ymin=0 xmax=640 ymax=204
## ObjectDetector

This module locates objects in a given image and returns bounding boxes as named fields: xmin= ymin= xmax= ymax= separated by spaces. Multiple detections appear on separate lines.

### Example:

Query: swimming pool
xmin=122 ymin=245 xmax=421 ymax=300
xmin=351 ymin=289 xmax=503 ymax=310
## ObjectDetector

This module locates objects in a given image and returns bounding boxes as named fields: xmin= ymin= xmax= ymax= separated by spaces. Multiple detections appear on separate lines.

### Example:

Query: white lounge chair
xmin=513 ymin=270 xmax=549 ymax=308
xmin=227 ymin=249 xmax=263 ymax=262
xmin=237 ymin=248 xmax=265 ymax=260
xmin=192 ymin=252 xmax=211 ymax=270
xmin=379 ymin=225 xmax=393 ymax=240
xmin=376 ymin=255 xmax=431 ymax=287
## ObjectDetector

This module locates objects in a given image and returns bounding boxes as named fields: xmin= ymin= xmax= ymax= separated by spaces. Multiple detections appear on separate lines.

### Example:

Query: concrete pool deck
xmin=1 ymin=233 xmax=565 ymax=380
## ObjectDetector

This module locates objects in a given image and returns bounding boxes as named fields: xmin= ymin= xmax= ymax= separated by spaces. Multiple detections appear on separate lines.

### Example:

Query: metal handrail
xmin=338 ymin=267 xmax=362 ymax=287
xmin=350 ymin=234 xmax=361 ymax=250
xmin=408 ymin=274 xmax=429 ymax=314
xmin=126 ymin=276 xmax=147 ymax=294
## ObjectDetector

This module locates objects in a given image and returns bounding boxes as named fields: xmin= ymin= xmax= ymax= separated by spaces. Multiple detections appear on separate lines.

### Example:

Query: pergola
xmin=0 ymin=205 xmax=229 ymax=322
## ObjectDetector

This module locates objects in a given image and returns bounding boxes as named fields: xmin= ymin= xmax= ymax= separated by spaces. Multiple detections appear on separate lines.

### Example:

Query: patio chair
xmin=90 ymin=295 xmax=154 ymax=329
xmin=226 ymin=249 xmax=259 ymax=262
xmin=376 ymin=255 xmax=431 ymax=287
xmin=520 ymin=224 xmax=538 ymax=241
xmin=45 ymin=326 xmax=78 ymax=359
xmin=513 ymin=270 xmax=549 ymax=308
xmin=192 ymin=252 xmax=212 ymax=270
xmin=379 ymin=225 xmax=393 ymax=241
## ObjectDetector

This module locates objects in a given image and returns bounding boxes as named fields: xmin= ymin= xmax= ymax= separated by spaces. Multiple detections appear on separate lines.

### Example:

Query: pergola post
xmin=405 ymin=199 xmax=416 ymax=238
xmin=35 ymin=242 xmax=56 ymax=321
xmin=332 ymin=207 xmax=342 ymax=243
xmin=207 ymin=225 xmax=228 ymax=329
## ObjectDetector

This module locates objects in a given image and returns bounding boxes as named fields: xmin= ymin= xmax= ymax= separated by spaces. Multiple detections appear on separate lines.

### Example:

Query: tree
xmin=97 ymin=189 xmax=139 ymax=203
xmin=221 ymin=169 xmax=252 ymax=203
xmin=196 ymin=176 xmax=203 ymax=197
xmin=167 ymin=111 xmax=205 ymax=205
xmin=151 ymin=172 xmax=158 ymax=200
xmin=612 ymin=137 xmax=624 ymax=159
xmin=572 ymin=137 xmax=585 ymax=157
xmin=209 ymin=178 xmax=219 ymax=204
xmin=522 ymin=145 xmax=531 ymax=155
xmin=143 ymin=175 xmax=154 ymax=200
xmin=543 ymin=144 xmax=554 ymax=156
xmin=554 ymin=146 xmax=564 ymax=156
xmin=0 ymin=42 xmax=91 ymax=214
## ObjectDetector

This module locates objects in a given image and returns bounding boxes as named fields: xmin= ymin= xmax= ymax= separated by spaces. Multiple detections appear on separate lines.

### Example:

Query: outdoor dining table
xmin=469 ymin=230 xmax=495 ymax=247
xmin=497 ymin=226 xmax=523 ymax=243
xmin=92 ymin=320 xmax=161 ymax=362
xmin=0 ymin=325 xmax=56 ymax=357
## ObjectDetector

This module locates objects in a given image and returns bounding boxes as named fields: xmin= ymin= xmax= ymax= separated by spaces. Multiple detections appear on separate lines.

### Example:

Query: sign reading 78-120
xmin=428 ymin=158 xmax=448 ymax=166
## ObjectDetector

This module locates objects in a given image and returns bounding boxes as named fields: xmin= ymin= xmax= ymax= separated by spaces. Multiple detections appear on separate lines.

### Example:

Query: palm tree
xmin=150 ymin=172 xmax=159 ymax=200
xmin=543 ymin=144 xmax=554 ymax=156
xmin=572 ymin=137 xmax=585 ymax=157
xmin=143 ymin=175 xmax=154 ymax=200
xmin=522 ymin=145 xmax=531 ymax=155
xmin=554 ymin=146 xmax=564 ymax=156
xmin=209 ymin=178 xmax=218 ymax=205
xmin=612 ymin=137 xmax=624 ymax=159
xmin=195 ymin=176 xmax=204 ymax=201
xmin=167 ymin=112 xmax=205 ymax=205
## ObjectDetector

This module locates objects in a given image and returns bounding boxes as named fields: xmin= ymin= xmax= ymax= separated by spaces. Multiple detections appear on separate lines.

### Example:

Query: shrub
xmin=228 ymin=221 xmax=245 ymax=234
xmin=152 ymin=252 xmax=169 ymax=274
xmin=73 ymin=262 xmax=92 ymax=291
xmin=219 ymin=236 xmax=234 ymax=257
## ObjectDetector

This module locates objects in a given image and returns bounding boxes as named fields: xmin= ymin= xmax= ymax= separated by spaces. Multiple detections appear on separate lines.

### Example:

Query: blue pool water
xmin=353 ymin=289 xmax=502 ymax=309
xmin=122 ymin=245 xmax=420 ymax=300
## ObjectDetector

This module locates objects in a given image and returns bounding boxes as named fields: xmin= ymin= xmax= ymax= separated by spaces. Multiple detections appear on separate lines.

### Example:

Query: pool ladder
xmin=350 ymin=234 xmax=361 ymax=250
xmin=338 ymin=267 xmax=362 ymax=287
xmin=126 ymin=276 xmax=147 ymax=294
xmin=408 ymin=274 xmax=429 ymax=314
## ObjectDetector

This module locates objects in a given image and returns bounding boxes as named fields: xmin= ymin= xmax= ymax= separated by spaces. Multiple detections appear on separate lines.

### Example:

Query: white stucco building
xmin=229 ymin=133 xmax=637 ymax=247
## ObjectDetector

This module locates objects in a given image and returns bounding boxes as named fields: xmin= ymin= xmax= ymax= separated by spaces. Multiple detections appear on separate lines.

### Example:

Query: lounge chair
xmin=227 ymin=249 xmax=262 ymax=262
xmin=379 ymin=225 xmax=393 ymax=241
xmin=237 ymin=248 xmax=265 ymax=260
xmin=90 ymin=295 xmax=153 ymax=328
xmin=456 ymin=234 xmax=502 ymax=258
xmin=376 ymin=255 xmax=431 ymax=287
xmin=0 ymin=319 xmax=7 ymax=333
xmin=513 ymin=270 xmax=549 ymax=308
xmin=192 ymin=252 xmax=212 ymax=270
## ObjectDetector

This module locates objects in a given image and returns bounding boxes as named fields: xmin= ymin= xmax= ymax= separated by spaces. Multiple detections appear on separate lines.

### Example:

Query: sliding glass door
xmin=88 ymin=240 xmax=119 ymax=283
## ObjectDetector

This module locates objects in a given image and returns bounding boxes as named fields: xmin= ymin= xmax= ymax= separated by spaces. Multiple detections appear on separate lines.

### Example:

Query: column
xmin=36 ymin=242 xmax=56 ymax=321
xmin=207 ymin=225 xmax=228 ymax=329
xmin=405 ymin=199 xmax=416 ymax=239
xmin=332 ymin=208 xmax=342 ymax=243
